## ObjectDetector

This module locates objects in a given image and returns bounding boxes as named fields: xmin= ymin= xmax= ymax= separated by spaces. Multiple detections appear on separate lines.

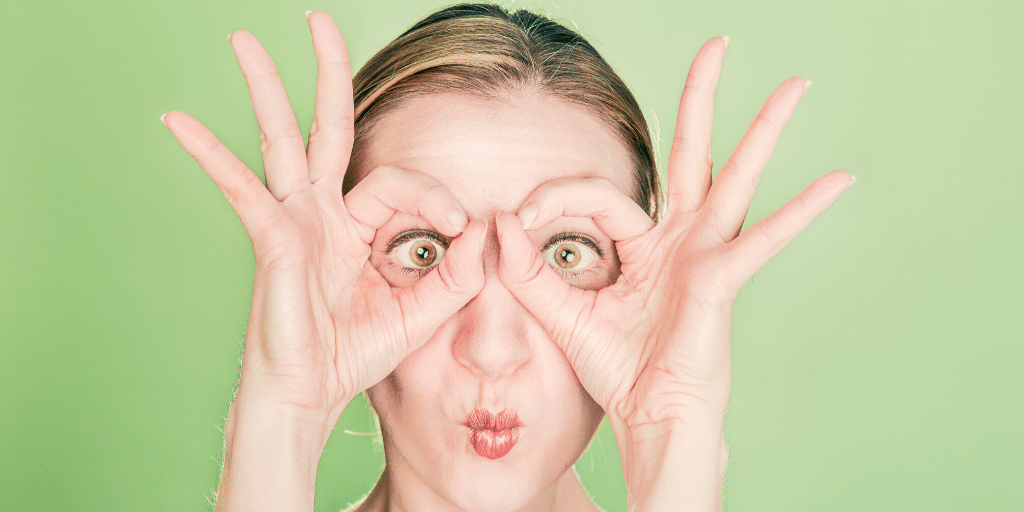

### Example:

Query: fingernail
xmin=804 ymin=80 xmax=813 ymax=92
xmin=849 ymin=175 xmax=857 ymax=185
xmin=481 ymin=219 xmax=491 ymax=254
xmin=518 ymin=203 xmax=538 ymax=230
xmin=722 ymin=36 xmax=730 ymax=48
xmin=159 ymin=113 xmax=167 ymax=126
xmin=306 ymin=10 xmax=313 ymax=18
xmin=447 ymin=207 xmax=468 ymax=232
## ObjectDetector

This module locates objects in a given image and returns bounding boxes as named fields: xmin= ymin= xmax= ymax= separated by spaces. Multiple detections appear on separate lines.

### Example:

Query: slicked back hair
xmin=346 ymin=3 xmax=662 ymax=221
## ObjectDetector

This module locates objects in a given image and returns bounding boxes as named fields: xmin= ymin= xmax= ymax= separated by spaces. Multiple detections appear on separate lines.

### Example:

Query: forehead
xmin=357 ymin=92 xmax=635 ymax=215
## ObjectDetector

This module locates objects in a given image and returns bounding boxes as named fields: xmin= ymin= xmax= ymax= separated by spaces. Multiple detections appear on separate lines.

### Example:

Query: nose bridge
xmin=451 ymin=260 xmax=531 ymax=377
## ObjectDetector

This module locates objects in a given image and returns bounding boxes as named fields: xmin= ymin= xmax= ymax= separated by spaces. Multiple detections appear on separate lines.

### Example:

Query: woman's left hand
xmin=495 ymin=37 xmax=854 ymax=509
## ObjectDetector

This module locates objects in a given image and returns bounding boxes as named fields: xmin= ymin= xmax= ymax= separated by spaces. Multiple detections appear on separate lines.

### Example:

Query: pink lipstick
xmin=465 ymin=409 xmax=521 ymax=460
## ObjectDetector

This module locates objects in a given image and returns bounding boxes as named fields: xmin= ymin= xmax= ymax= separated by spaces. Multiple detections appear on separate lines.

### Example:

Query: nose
xmin=450 ymin=267 xmax=532 ymax=377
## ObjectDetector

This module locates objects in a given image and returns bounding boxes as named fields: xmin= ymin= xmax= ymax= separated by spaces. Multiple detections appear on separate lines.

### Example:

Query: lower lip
xmin=469 ymin=426 xmax=521 ymax=459
xmin=465 ymin=409 xmax=522 ymax=460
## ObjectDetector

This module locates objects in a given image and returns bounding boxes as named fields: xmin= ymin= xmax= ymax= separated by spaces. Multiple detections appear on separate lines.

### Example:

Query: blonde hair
xmin=346 ymin=3 xmax=662 ymax=220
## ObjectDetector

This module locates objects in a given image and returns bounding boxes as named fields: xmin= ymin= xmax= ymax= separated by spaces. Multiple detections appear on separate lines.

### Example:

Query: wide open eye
xmin=542 ymin=233 xmax=600 ymax=273
xmin=388 ymin=230 xmax=449 ymax=276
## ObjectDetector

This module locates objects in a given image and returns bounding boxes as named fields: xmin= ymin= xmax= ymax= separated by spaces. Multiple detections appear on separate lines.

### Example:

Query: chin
xmin=443 ymin=474 xmax=538 ymax=512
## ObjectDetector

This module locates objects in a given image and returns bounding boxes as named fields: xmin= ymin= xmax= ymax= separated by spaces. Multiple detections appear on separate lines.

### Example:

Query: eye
xmin=387 ymin=230 xmax=450 ymax=276
xmin=542 ymin=233 xmax=601 ymax=273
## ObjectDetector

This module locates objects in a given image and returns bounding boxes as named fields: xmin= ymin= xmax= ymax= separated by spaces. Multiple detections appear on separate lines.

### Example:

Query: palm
xmin=163 ymin=13 xmax=485 ymax=420
xmin=497 ymin=37 xmax=853 ymax=426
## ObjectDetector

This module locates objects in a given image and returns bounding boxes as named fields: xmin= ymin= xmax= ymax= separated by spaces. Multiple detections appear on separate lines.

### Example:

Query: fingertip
xmin=446 ymin=207 xmax=469 ymax=234
xmin=443 ymin=218 xmax=487 ymax=288
xmin=722 ymin=36 xmax=730 ymax=48
xmin=478 ymin=217 xmax=489 ymax=254
xmin=828 ymin=169 xmax=855 ymax=189
xmin=517 ymin=202 xmax=538 ymax=230
xmin=159 ymin=112 xmax=168 ymax=126
xmin=456 ymin=218 xmax=487 ymax=255
xmin=496 ymin=212 xmax=540 ymax=279
xmin=495 ymin=212 xmax=519 ymax=245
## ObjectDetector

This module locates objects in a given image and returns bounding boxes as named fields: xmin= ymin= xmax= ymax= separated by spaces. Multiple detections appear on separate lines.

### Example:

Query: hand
xmin=162 ymin=12 xmax=486 ymax=431
xmin=494 ymin=37 xmax=853 ymax=507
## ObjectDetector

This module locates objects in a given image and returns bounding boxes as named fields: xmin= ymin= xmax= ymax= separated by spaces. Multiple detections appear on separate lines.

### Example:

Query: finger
xmin=230 ymin=30 xmax=309 ymax=201
xmin=704 ymin=76 xmax=811 ymax=240
xmin=343 ymin=166 xmax=469 ymax=239
xmin=305 ymin=11 xmax=354 ymax=186
xmin=496 ymin=212 xmax=594 ymax=349
xmin=726 ymin=170 xmax=854 ymax=285
xmin=517 ymin=178 xmax=655 ymax=240
xmin=162 ymin=110 xmax=279 ymax=237
xmin=666 ymin=36 xmax=728 ymax=214
xmin=396 ymin=219 xmax=487 ymax=346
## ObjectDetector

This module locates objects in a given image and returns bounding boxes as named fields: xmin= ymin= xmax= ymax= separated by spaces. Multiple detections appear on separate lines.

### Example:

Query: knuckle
xmin=753 ymin=221 xmax=778 ymax=246
xmin=422 ymin=183 xmax=452 ymax=206
xmin=754 ymin=110 xmax=779 ymax=128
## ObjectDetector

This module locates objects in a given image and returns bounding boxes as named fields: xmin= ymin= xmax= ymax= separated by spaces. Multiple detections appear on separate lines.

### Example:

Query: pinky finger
xmin=163 ymin=110 xmax=280 ymax=237
xmin=727 ymin=170 xmax=854 ymax=282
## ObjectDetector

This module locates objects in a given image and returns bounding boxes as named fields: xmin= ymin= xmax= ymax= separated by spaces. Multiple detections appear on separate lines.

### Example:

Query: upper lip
xmin=465 ymin=409 xmax=522 ymax=431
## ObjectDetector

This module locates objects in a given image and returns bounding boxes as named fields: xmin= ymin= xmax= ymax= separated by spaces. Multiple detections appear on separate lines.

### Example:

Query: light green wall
xmin=1 ymin=0 xmax=1021 ymax=510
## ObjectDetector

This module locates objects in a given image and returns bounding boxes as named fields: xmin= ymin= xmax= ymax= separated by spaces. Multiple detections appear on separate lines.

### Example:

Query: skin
xmin=160 ymin=10 xmax=853 ymax=512
xmin=353 ymin=92 xmax=633 ymax=512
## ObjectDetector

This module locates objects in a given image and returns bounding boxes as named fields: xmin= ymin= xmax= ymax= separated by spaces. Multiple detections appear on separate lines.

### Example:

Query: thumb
xmin=395 ymin=219 xmax=487 ymax=347
xmin=495 ymin=212 xmax=594 ymax=350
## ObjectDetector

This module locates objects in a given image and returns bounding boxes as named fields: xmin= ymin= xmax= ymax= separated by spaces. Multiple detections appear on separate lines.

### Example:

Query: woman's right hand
xmin=163 ymin=11 xmax=486 ymax=437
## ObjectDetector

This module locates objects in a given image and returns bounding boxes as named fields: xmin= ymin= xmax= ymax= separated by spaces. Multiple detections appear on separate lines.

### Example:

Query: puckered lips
xmin=464 ymin=409 xmax=522 ymax=460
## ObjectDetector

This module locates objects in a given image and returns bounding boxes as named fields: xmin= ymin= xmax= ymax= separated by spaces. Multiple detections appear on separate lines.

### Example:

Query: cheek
xmin=367 ymin=335 xmax=456 ymax=428
xmin=534 ymin=340 xmax=605 ymax=433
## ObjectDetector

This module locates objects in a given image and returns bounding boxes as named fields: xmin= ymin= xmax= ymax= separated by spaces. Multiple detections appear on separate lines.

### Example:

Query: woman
xmin=162 ymin=4 xmax=853 ymax=511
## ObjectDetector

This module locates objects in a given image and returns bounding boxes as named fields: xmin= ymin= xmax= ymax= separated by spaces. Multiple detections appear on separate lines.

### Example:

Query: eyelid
xmin=385 ymin=229 xmax=452 ymax=254
xmin=540 ymin=232 xmax=605 ymax=258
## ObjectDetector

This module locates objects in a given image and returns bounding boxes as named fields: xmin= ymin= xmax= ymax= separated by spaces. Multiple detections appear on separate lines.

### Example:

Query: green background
xmin=2 ymin=0 xmax=1021 ymax=510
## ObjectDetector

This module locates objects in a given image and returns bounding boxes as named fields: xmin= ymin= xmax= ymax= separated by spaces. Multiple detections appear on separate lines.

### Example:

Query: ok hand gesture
xmin=495 ymin=37 xmax=854 ymax=510
xmin=163 ymin=12 xmax=486 ymax=440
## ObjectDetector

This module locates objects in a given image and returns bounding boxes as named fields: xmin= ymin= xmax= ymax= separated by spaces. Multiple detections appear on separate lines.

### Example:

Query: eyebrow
xmin=540 ymin=232 xmax=605 ymax=258
xmin=384 ymin=229 xmax=453 ymax=253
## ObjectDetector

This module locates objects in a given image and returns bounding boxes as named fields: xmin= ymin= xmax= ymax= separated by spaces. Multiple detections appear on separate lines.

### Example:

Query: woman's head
xmin=350 ymin=4 xmax=659 ymax=510
xmin=346 ymin=2 xmax=661 ymax=220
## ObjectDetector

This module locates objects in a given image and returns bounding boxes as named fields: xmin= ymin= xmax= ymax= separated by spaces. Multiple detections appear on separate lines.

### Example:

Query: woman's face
xmin=359 ymin=92 xmax=636 ymax=511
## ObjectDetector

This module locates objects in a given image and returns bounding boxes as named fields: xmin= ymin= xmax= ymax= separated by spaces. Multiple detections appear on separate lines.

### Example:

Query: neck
xmin=348 ymin=465 xmax=603 ymax=512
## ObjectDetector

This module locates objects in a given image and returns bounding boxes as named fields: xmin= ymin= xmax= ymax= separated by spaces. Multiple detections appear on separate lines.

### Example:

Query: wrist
xmin=215 ymin=392 xmax=347 ymax=512
xmin=610 ymin=411 xmax=727 ymax=512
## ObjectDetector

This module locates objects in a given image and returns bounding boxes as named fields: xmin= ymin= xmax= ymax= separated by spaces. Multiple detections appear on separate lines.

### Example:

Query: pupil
xmin=555 ymin=244 xmax=580 ymax=269
xmin=411 ymin=242 xmax=436 ymax=267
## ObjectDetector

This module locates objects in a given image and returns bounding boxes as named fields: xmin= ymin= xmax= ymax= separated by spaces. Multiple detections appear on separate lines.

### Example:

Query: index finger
xmin=343 ymin=165 xmax=470 ymax=240
xmin=516 ymin=177 xmax=655 ymax=241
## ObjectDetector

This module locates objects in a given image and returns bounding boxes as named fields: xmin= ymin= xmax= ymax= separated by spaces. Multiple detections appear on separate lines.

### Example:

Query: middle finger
xmin=230 ymin=30 xmax=310 ymax=201
xmin=305 ymin=11 xmax=355 ymax=187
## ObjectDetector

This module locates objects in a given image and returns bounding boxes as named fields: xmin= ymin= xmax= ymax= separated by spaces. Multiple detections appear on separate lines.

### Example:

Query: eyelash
xmin=541 ymin=232 xmax=604 ymax=281
xmin=385 ymin=230 xmax=451 ymax=277
xmin=384 ymin=230 xmax=605 ymax=280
